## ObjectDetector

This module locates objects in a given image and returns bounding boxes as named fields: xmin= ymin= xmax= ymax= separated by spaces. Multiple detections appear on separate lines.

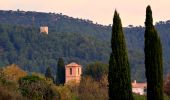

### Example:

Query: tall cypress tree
xmin=144 ymin=5 xmax=163 ymax=100
xmin=56 ymin=57 xmax=65 ymax=84
xmin=108 ymin=10 xmax=133 ymax=100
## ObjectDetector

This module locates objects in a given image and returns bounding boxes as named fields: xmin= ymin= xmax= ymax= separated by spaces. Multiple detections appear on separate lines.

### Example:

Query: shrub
xmin=78 ymin=76 xmax=108 ymax=100
xmin=18 ymin=75 xmax=54 ymax=100
xmin=0 ymin=69 xmax=25 ymax=100
xmin=52 ymin=85 xmax=74 ymax=100
xmin=2 ymin=64 xmax=27 ymax=81
xmin=84 ymin=62 xmax=108 ymax=81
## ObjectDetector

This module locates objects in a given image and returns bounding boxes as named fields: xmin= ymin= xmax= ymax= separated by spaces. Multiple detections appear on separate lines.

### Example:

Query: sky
xmin=0 ymin=0 xmax=169 ymax=26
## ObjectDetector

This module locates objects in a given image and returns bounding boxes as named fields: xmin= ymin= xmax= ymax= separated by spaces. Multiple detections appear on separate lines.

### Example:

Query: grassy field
xmin=134 ymin=94 xmax=170 ymax=100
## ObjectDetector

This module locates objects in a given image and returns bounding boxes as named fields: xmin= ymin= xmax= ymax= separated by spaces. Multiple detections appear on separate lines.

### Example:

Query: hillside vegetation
xmin=0 ymin=10 xmax=170 ymax=81
xmin=0 ymin=64 xmax=169 ymax=100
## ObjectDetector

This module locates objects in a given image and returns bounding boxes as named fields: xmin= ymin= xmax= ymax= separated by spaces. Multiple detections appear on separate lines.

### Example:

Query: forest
xmin=0 ymin=10 xmax=170 ymax=81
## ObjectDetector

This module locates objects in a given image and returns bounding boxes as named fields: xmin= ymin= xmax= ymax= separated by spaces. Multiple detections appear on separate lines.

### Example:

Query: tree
xmin=2 ymin=64 xmax=27 ymax=81
xmin=18 ymin=75 xmax=54 ymax=99
xmin=45 ymin=67 xmax=54 ymax=81
xmin=56 ymin=58 xmax=65 ymax=84
xmin=144 ymin=5 xmax=163 ymax=100
xmin=108 ymin=10 xmax=133 ymax=100
xmin=84 ymin=61 xmax=108 ymax=81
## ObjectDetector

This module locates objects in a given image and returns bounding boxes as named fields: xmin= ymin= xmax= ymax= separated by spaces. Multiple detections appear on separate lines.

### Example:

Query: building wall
xmin=40 ymin=26 xmax=48 ymax=34
xmin=132 ymin=88 xmax=146 ymax=95
xmin=131 ymin=80 xmax=147 ymax=95
xmin=65 ymin=66 xmax=82 ymax=83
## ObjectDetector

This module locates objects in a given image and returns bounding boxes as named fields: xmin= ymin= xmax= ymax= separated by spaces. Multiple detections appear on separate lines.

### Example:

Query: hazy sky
xmin=0 ymin=0 xmax=169 ymax=26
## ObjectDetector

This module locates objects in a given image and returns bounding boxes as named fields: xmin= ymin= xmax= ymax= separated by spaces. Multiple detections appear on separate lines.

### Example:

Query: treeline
xmin=0 ymin=10 xmax=110 ymax=40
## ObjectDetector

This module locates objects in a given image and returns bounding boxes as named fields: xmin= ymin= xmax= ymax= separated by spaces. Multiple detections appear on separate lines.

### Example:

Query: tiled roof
xmin=132 ymin=82 xmax=147 ymax=88
xmin=66 ymin=62 xmax=81 ymax=67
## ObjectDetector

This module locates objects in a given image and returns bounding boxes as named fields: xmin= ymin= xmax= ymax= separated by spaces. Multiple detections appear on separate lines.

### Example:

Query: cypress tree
xmin=144 ymin=5 xmax=163 ymax=100
xmin=45 ymin=67 xmax=54 ymax=81
xmin=108 ymin=10 xmax=133 ymax=100
xmin=56 ymin=57 xmax=65 ymax=84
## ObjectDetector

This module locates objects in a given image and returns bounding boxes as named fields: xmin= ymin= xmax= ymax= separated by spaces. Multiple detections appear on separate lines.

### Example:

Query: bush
xmin=2 ymin=64 xmax=27 ymax=81
xmin=18 ymin=75 xmax=54 ymax=100
xmin=78 ymin=76 xmax=108 ymax=100
xmin=0 ymin=86 xmax=25 ymax=100
xmin=84 ymin=62 xmax=108 ymax=81
xmin=0 ymin=69 xmax=25 ymax=100
xmin=52 ymin=85 xmax=74 ymax=100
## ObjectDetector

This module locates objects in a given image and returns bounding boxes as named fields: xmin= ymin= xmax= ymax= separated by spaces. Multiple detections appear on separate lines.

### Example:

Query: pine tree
xmin=108 ymin=10 xmax=133 ymax=100
xmin=144 ymin=5 xmax=163 ymax=100
xmin=45 ymin=67 xmax=54 ymax=81
xmin=56 ymin=57 xmax=65 ymax=84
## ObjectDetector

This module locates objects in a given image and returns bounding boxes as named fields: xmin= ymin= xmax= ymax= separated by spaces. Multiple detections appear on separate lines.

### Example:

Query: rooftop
xmin=132 ymin=80 xmax=147 ymax=88
xmin=65 ymin=62 xmax=81 ymax=67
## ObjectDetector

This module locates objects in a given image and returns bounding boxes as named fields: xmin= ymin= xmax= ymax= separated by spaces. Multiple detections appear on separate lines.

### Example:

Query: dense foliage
xmin=18 ymin=75 xmax=54 ymax=100
xmin=0 ymin=10 xmax=110 ymax=40
xmin=78 ymin=76 xmax=108 ymax=100
xmin=0 ymin=69 xmax=26 ymax=100
xmin=0 ymin=64 xmax=170 ymax=100
xmin=45 ymin=67 xmax=54 ymax=81
xmin=83 ymin=61 xmax=108 ymax=81
xmin=144 ymin=6 xmax=163 ymax=100
xmin=2 ymin=64 xmax=27 ymax=81
xmin=56 ymin=57 xmax=65 ymax=84
xmin=0 ymin=24 xmax=109 ymax=76
xmin=0 ymin=10 xmax=170 ymax=81
xmin=108 ymin=11 xmax=133 ymax=100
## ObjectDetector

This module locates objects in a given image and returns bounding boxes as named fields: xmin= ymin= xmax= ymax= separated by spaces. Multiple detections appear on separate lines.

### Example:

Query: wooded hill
xmin=0 ymin=10 xmax=170 ymax=81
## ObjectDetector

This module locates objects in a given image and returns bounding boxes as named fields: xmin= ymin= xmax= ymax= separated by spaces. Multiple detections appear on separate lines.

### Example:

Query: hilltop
xmin=0 ymin=10 xmax=111 ymax=40
xmin=0 ymin=10 xmax=170 ymax=81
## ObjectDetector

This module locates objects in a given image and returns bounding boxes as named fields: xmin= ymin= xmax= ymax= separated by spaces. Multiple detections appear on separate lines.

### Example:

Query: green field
xmin=134 ymin=94 xmax=170 ymax=100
